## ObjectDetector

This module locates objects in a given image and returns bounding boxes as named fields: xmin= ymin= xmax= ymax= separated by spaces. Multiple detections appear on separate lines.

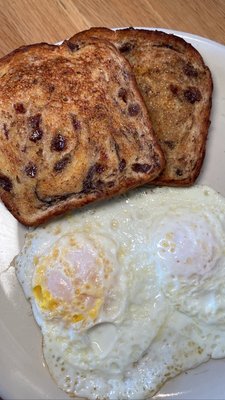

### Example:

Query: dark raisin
xmin=169 ymin=84 xmax=179 ymax=95
xmin=14 ymin=103 xmax=26 ymax=114
xmin=118 ymin=88 xmax=128 ymax=103
xmin=71 ymin=114 xmax=81 ymax=130
xmin=24 ymin=162 xmax=37 ymax=178
xmin=128 ymin=103 xmax=140 ymax=116
xmin=51 ymin=134 xmax=67 ymax=151
xmin=82 ymin=180 xmax=93 ymax=193
xmin=95 ymin=164 xmax=105 ymax=174
xmin=183 ymin=63 xmax=198 ymax=78
xmin=107 ymin=181 xmax=114 ymax=188
xmin=114 ymin=140 xmax=120 ymax=157
xmin=3 ymin=123 xmax=9 ymax=139
xmin=67 ymin=41 xmax=80 ymax=52
xmin=48 ymin=84 xmax=55 ymax=92
xmin=119 ymin=159 xmax=126 ymax=172
xmin=119 ymin=42 xmax=134 ymax=53
xmin=82 ymin=164 xmax=101 ymax=192
xmin=0 ymin=174 xmax=12 ymax=192
xmin=176 ymin=168 xmax=183 ymax=176
xmin=132 ymin=163 xmax=152 ymax=173
xmin=54 ymin=154 xmax=71 ymax=172
xmin=184 ymin=87 xmax=202 ymax=104
xmin=88 ymin=164 xmax=100 ymax=176
xmin=28 ymin=114 xmax=43 ymax=142
xmin=164 ymin=140 xmax=175 ymax=149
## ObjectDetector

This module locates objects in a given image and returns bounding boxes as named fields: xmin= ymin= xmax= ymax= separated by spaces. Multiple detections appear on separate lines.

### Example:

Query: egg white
xmin=15 ymin=185 xmax=225 ymax=399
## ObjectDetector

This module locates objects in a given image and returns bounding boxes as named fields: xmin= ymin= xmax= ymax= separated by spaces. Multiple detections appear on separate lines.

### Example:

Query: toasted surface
xmin=0 ymin=38 xmax=164 ymax=226
xmin=70 ymin=28 xmax=213 ymax=186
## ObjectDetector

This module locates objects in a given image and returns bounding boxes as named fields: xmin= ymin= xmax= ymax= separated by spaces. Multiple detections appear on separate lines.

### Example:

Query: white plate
xmin=0 ymin=28 xmax=225 ymax=400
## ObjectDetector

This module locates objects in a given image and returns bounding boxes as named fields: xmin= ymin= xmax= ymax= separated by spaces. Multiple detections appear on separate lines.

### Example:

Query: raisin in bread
xmin=70 ymin=28 xmax=213 ymax=186
xmin=0 ymin=38 xmax=164 ymax=226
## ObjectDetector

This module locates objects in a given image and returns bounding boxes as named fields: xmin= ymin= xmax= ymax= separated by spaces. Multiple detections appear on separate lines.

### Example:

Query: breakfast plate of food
xmin=0 ymin=27 xmax=225 ymax=400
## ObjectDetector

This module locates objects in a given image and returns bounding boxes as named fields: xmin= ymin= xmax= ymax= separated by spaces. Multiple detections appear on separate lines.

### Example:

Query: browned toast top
xmin=0 ymin=38 xmax=164 ymax=226
xmin=70 ymin=28 xmax=213 ymax=186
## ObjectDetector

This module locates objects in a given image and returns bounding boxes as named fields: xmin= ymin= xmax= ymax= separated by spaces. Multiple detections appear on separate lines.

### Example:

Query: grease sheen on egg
xmin=15 ymin=185 xmax=225 ymax=399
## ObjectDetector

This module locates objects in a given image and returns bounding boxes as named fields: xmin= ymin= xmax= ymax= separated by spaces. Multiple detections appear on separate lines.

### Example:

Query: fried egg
xmin=15 ymin=185 xmax=225 ymax=399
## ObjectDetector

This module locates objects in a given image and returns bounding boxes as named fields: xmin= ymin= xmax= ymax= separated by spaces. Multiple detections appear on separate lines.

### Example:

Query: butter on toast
xmin=0 ymin=38 xmax=165 ymax=226
xmin=70 ymin=28 xmax=213 ymax=186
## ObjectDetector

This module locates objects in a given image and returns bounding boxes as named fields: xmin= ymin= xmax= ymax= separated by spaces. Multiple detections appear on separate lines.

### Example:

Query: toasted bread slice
xmin=70 ymin=28 xmax=213 ymax=186
xmin=0 ymin=38 xmax=165 ymax=226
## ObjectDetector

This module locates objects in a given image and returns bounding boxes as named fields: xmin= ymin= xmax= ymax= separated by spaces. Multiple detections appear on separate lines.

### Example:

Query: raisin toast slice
xmin=0 ymin=38 xmax=164 ymax=226
xmin=70 ymin=28 xmax=213 ymax=186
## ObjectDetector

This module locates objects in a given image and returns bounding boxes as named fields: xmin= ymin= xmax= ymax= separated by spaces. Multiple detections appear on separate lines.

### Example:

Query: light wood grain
xmin=0 ymin=0 xmax=224 ymax=57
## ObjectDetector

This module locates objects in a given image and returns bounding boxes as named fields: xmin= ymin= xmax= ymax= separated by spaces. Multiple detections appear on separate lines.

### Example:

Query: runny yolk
xmin=32 ymin=241 xmax=107 ymax=326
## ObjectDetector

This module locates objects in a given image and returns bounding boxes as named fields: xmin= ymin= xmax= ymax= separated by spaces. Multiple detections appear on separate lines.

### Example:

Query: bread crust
xmin=0 ymin=38 xmax=165 ymax=226
xmin=70 ymin=28 xmax=213 ymax=186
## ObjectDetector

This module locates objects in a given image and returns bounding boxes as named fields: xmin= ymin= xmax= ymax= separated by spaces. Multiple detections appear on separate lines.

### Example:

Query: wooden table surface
xmin=0 ymin=0 xmax=224 ymax=58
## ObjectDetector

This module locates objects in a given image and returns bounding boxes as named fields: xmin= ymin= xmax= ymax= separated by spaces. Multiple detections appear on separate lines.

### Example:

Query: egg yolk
xmin=32 ymin=237 xmax=111 ymax=327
